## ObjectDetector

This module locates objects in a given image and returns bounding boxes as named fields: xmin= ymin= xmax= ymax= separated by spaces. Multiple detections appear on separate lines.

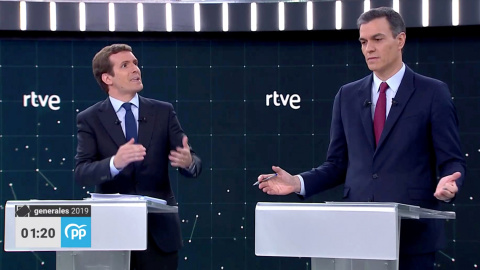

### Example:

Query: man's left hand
xmin=434 ymin=172 xmax=461 ymax=201
xmin=169 ymin=136 xmax=193 ymax=169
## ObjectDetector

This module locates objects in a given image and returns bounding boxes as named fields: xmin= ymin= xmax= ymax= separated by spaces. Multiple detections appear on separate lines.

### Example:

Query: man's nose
xmin=365 ymin=42 xmax=375 ymax=52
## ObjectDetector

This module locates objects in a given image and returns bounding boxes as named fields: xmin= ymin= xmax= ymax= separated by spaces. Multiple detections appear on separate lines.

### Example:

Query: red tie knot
xmin=380 ymin=82 xmax=389 ymax=94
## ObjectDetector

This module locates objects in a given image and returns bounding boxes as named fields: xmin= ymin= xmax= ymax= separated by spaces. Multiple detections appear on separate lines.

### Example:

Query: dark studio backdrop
xmin=1 ymin=8 xmax=480 ymax=270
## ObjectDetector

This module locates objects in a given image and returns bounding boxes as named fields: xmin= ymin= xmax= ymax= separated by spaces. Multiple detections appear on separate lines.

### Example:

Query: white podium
xmin=4 ymin=195 xmax=177 ymax=270
xmin=255 ymin=202 xmax=455 ymax=270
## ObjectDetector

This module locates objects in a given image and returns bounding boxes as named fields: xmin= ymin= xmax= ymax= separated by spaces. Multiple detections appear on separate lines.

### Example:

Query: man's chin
xmin=365 ymin=63 xmax=376 ymax=72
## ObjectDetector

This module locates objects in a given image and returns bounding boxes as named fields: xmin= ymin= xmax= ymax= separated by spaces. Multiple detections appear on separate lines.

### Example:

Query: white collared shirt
xmin=371 ymin=63 xmax=406 ymax=119
xmin=109 ymin=94 xmax=140 ymax=136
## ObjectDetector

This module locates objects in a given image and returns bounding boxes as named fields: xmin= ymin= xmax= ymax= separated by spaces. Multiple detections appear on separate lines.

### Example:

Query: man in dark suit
xmin=257 ymin=7 xmax=465 ymax=270
xmin=75 ymin=44 xmax=202 ymax=270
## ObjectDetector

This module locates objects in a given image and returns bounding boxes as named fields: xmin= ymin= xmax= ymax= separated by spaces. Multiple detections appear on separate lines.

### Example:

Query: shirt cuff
xmin=110 ymin=156 xmax=121 ymax=177
xmin=185 ymin=161 xmax=196 ymax=174
xmin=296 ymin=174 xmax=306 ymax=196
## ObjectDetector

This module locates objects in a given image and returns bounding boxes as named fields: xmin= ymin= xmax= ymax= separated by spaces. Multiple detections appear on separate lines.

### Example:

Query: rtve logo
xmin=23 ymin=91 xmax=61 ymax=111
xmin=266 ymin=91 xmax=301 ymax=110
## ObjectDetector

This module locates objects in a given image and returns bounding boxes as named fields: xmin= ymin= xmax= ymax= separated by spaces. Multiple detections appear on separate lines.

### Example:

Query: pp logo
xmin=65 ymin=224 xmax=87 ymax=240
xmin=61 ymin=217 xmax=91 ymax=248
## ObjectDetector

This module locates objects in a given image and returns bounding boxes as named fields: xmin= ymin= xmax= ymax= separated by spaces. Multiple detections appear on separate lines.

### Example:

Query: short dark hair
xmin=357 ymin=7 xmax=406 ymax=37
xmin=92 ymin=44 xmax=132 ymax=93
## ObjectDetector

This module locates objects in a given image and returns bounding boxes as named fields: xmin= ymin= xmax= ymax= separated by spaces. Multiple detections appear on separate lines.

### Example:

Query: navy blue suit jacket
xmin=75 ymin=95 xmax=201 ymax=252
xmin=300 ymin=66 xmax=465 ymax=254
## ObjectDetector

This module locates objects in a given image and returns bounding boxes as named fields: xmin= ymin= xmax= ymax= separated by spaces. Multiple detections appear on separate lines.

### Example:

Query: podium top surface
xmin=6 ymin=195 xmax=177 ymax=214
xmin=256 ymin=202 xmax=455 ymax=220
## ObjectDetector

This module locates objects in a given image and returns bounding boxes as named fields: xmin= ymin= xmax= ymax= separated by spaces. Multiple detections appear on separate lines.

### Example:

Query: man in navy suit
xmin=75 ymin=44 xmax=202 ymax=270
xmin=257 ymin=7 xmax=465 ymax=270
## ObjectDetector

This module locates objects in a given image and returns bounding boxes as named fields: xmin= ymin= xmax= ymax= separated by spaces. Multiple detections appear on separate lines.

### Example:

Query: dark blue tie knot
xmin=122 ymin=102 xmax=133 ymax=111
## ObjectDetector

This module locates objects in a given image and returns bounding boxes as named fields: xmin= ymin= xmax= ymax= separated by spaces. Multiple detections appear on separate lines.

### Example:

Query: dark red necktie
xmin=374 ymin=82 xmax=389 ymax=146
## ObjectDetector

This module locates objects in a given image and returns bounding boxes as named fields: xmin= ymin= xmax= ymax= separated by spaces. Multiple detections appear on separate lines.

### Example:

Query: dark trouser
xmin=130 ymin=233 xmax=179 ymax=270
xmin=399 ymin=252 xmax=435 ymax=270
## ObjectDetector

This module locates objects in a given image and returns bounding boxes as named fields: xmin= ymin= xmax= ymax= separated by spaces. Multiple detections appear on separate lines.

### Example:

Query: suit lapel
xmin=359 ymin=75 xmax=376 ymax=151
xmin=97 ymin=98 xmax=126 ymax=147
xmin=376 ymin=66 xmax=415 ymax=149
xmin=137 ymin=96 xmax=156 ymax=149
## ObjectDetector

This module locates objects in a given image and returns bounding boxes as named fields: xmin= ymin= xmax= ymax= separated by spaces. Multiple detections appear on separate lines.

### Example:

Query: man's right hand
xmin=258 ymin=166 xmax=301 ymax=195
xmin=113 ymin=138 xmax=146 ymax=170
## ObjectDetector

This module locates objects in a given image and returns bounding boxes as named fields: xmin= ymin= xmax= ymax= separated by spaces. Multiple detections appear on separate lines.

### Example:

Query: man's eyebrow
xmin=359 ymin=33 xmax=386 ymax=41
xmin=372 ymin=33 xmax=386 ymax=38
xmin=120 ymin=60 xmax=135 ymax=65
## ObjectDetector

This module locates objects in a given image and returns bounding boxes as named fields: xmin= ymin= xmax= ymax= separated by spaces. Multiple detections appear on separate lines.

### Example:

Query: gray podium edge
xmin=254 ymin=202 xmax=455 ymax=270
xmin=4 ymin=197 xmax=177 ymax=270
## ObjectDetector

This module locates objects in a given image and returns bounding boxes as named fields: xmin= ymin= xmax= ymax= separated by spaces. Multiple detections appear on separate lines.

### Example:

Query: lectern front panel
xmin=4 ymin=200 xmax=148 ymax=251
xmin=255 ymin=202 xmax=399 ymax=260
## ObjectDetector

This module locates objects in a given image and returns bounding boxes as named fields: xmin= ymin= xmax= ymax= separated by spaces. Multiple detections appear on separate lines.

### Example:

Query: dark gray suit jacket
xmin=75 ymin=95 xmax=201 ymax=252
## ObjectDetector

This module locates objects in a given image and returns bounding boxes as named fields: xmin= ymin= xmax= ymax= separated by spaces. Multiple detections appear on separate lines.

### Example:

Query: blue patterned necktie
xmin=122 ymin=103 xmax=137 ymax=143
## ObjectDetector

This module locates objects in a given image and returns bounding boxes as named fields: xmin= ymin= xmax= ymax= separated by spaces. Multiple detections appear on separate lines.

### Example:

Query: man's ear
xmin=397 ymin=32 xmax=406 ymax=51
xmin=101 ymin=73 xmax=112 ymax=86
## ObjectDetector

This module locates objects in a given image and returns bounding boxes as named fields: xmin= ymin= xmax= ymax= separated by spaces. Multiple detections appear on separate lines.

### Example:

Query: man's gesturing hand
xmin=113 ymin=138 xmax=146 ymax=170
xmin=258 ymin=166 xmax=301 ymax=195
xmin=169 ymin=136 xmax=193 ymax=169
xmin=434 ymin=172 xmax=461 ymax=201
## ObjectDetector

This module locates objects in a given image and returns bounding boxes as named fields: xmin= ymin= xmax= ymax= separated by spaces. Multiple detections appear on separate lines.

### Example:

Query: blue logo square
xmin=61 ymin=217 xmax=91 ymax=248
